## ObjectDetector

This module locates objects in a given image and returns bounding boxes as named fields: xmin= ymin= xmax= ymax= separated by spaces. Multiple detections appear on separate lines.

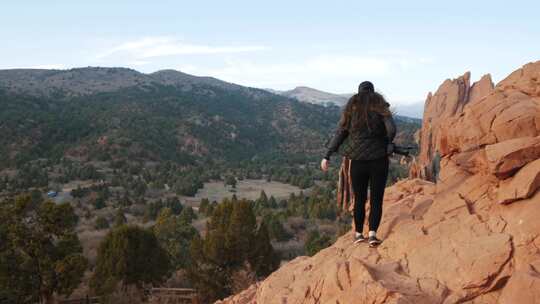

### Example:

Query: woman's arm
xmin=383 ymin=115 xmax=396 ymax=142
xmin=383 ymin=114 xmax=396 ymax=155
xmin=324 ymin=128 xmax=349 ymax=160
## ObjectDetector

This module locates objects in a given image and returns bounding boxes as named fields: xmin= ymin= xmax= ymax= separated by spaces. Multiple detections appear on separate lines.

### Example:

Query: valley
xmin=0 ymin=67 xmax=420 ymax=303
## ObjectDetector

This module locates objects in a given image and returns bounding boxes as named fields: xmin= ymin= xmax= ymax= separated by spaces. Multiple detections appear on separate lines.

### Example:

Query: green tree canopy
xmin=91 ymin=225 xmax=170 ymax=296
xmin=0 ymin=195 xmax=87 ymax=304
xmin=178 ymin=206 xmax=197 ymax=224
xmin=188 ymin=198 xmax=279 ymax=302
xmin=224 ymin=175 xmax=237 ymax=188
xmin=305 ymin=229 xmax=332 ymax=256
xmin=113 ymin=208 xmax=127 ymax=227
xmin=153 ymin=208 xmax=199 ymax=270
xmin=250 ymin=221 xmax=280 ymax=277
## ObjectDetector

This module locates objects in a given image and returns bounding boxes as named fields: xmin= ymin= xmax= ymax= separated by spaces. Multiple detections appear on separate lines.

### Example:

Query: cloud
xmin=179 ymin=55 xmax=398 ymax=90
xmin=96 ymin=36 xmax=267 ymax=60
xmin=177 ymin=53 xmax=434 ymax=104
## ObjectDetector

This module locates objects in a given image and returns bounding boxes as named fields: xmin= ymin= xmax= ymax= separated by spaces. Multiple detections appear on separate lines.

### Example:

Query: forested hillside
xmin=0 ymin=67 xmax=419 ymax=194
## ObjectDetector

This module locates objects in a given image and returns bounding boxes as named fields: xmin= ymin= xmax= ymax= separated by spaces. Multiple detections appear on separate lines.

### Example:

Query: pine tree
xmin=178 ymin=206 xmax=197 ymax=224
xmin=225 ymin=199 xmax=256 ymax=266
xmin=113 ymin=209 xmax=127 ymax=227
xmin=305 ymin=230 xmax=332 ymax=256
xmin=0 ymin=195 xmax=88 ymax=304
xmin=258 ymin=190 xmax=269 ymax=207
xmin=199 ymin=198 xmax=210 ymax=215
xmin=265 ymin=215 xmax=291 ymax=242
xmin=250 ymin=221 xmax=280 ymax=277
xmin=224 ymin=175 xmax=236 ymax=188
xmin=154 ymin=208 xmax=198 ymax=270
xmin=94 ymin=196 xmax=106 ymax=209
xmin=268 ymin=195 xmax=278 ymax=208
xmin=91 ymin=225 xmax=170 ymax=296
xmin=188 ymin=198 xmax=277 ymax=302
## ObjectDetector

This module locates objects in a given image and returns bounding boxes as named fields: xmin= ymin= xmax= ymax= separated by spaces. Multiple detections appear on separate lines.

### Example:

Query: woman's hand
xmin=320 ymin=158 xmax=329 ymax=172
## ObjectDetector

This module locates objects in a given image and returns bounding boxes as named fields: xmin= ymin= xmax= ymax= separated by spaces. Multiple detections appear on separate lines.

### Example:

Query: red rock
xmin=414 ymin=72 xmax=495 ymax=180
xmin=469 ymin=74 xmax=495 ymax=104
xmin=497 ymin=61 xmax=540 ymax=97
xmin=485 ymin=136 xmax=540 ymax=178
xmin=435 ymin=156 xmax=472 ymax=194
xmin=499 ymin=262 xmax=540 ymax=304
xmin=497 ymin=158 xmax=540 ymax=204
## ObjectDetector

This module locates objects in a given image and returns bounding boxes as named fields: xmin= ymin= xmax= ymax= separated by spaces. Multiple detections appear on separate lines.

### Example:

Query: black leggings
xmin=350 ymin=156 xmax=389 ymax=233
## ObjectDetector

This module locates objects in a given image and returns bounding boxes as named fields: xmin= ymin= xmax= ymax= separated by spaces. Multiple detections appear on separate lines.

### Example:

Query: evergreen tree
xmin=188 ymin=198 xmax=278 ymax=302
xmin=0 ymin=177 xmax=6 ymax=192
xmin=119 ymin=191 xmax=131 ymax=207
xmin=178 ymin=206 xmax=197 ymax=224
xmin=224 ymin=175 xmax=237 ymax=188
xmin=268 ymin=195 xmax=278 ymax=208
xmin=94 ymin=196 xmax=106 ymax=209
xmin=91 ymin=225 xmax=170 ymax=296
xmin=206 ymin=200 xmax=218 ymax=216
xmin=164 ymin=197 xmax=183 ymax=215
xmin=113 ymin=209 xmax=127 ymax=227
xmin=250 ymin=221 xmax=280 ymax=277
xmin=225 ymin=200 xmax=256 ymax=266
xmin=154 ymin=208 xmax=198 ymax=270
xmin=305 ymin=230 xmax=332 ymax=256
xmin=264 ymin=215 xmax=291 ymax=242
xmin=258 ymin=190 xmax=269 ymax=207
xmin=0 ymin=195 xmax=87 ymax=304
xmin=199 ymin=198 xmax=210 ymax=215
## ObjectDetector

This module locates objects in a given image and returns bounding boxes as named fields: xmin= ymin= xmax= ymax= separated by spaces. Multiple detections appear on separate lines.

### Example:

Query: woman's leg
xmin=368 ymin=157 xmax=389 ymax=233
xmin=350 ymin=160 xmax=370 ymax=234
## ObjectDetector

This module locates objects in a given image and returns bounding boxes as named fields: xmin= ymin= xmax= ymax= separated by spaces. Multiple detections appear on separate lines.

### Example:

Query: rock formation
xmin=216 ymin=61 xmax=540 ymax=304
xmin=411 ymin=71 xmax=495 ymax=181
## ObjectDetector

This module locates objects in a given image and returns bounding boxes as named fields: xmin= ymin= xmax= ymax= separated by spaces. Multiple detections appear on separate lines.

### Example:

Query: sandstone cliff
xmin=217 ymin=61 xmax=540 ymax=304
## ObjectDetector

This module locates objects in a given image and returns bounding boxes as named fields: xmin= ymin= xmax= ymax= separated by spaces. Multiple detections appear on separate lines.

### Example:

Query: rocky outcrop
xmin=217 ymin=61 xmax=540 ymax=304
xmin=411 ymin=71 xmax=495 ymax=181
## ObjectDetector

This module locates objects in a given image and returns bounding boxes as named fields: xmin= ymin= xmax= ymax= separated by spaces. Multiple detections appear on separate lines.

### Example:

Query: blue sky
xmin=1 ymin=0 xmax=539 ymax=105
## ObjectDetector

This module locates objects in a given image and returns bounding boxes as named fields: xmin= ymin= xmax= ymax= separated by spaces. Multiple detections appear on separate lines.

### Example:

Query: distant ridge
xmin=267 ymin=86 xmax=424 ymax=118
xmin=273 ymin=86 xmax=350 ymax=106
xmin=0 ymin=67 xmax=256 ymax=97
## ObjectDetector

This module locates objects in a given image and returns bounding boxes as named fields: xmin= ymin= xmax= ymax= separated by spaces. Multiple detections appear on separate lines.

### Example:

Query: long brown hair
xmin=339 ymin=90 xmax=391 ymax=131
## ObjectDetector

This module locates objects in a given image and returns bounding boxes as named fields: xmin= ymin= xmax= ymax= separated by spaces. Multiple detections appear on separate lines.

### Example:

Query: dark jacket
xmin=324 ymin=112 xmax=396 ymax=161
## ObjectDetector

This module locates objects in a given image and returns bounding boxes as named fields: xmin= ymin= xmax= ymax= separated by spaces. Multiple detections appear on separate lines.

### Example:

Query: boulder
xmin=485 ymin=136 xmax=540 ymax=178
xmin=497 ymin=158 xmax=540 ymax=204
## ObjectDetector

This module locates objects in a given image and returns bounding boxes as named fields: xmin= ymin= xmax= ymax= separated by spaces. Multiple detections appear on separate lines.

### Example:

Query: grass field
xmin=181 ymin=179 xmax=308 ymax=207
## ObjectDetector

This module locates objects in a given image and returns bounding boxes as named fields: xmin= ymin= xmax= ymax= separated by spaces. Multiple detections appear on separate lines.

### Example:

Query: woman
xmin=321 ymin=81 xmax=396 ymax=247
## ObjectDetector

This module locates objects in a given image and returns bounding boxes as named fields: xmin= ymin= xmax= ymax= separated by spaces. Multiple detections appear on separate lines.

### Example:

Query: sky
xmin=1 ymin=0 xmax=539 ymax=105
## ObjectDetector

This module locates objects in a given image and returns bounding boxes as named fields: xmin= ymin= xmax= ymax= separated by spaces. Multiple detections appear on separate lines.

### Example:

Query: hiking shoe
xmin=353 ymin=233 xmax=365 ymax=244
xmin=368 ymin=236 xmax=382 ymax=247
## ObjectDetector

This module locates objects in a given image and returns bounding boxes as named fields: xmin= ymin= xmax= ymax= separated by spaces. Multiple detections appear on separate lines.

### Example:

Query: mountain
xmin=0 ymin=67 xmax=420 ymax=170
xmin=0 ymin=68 xmax=339 ymax=168
xmin=270 ymin=86 xmax=425 ymax=118
xmin=218 ymin=61 xmax=540 ymax=304
xmin=276 ymin=86 xmax=350 ymax=106
xmin=0 ymin=67 xmax=249 ymax=97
